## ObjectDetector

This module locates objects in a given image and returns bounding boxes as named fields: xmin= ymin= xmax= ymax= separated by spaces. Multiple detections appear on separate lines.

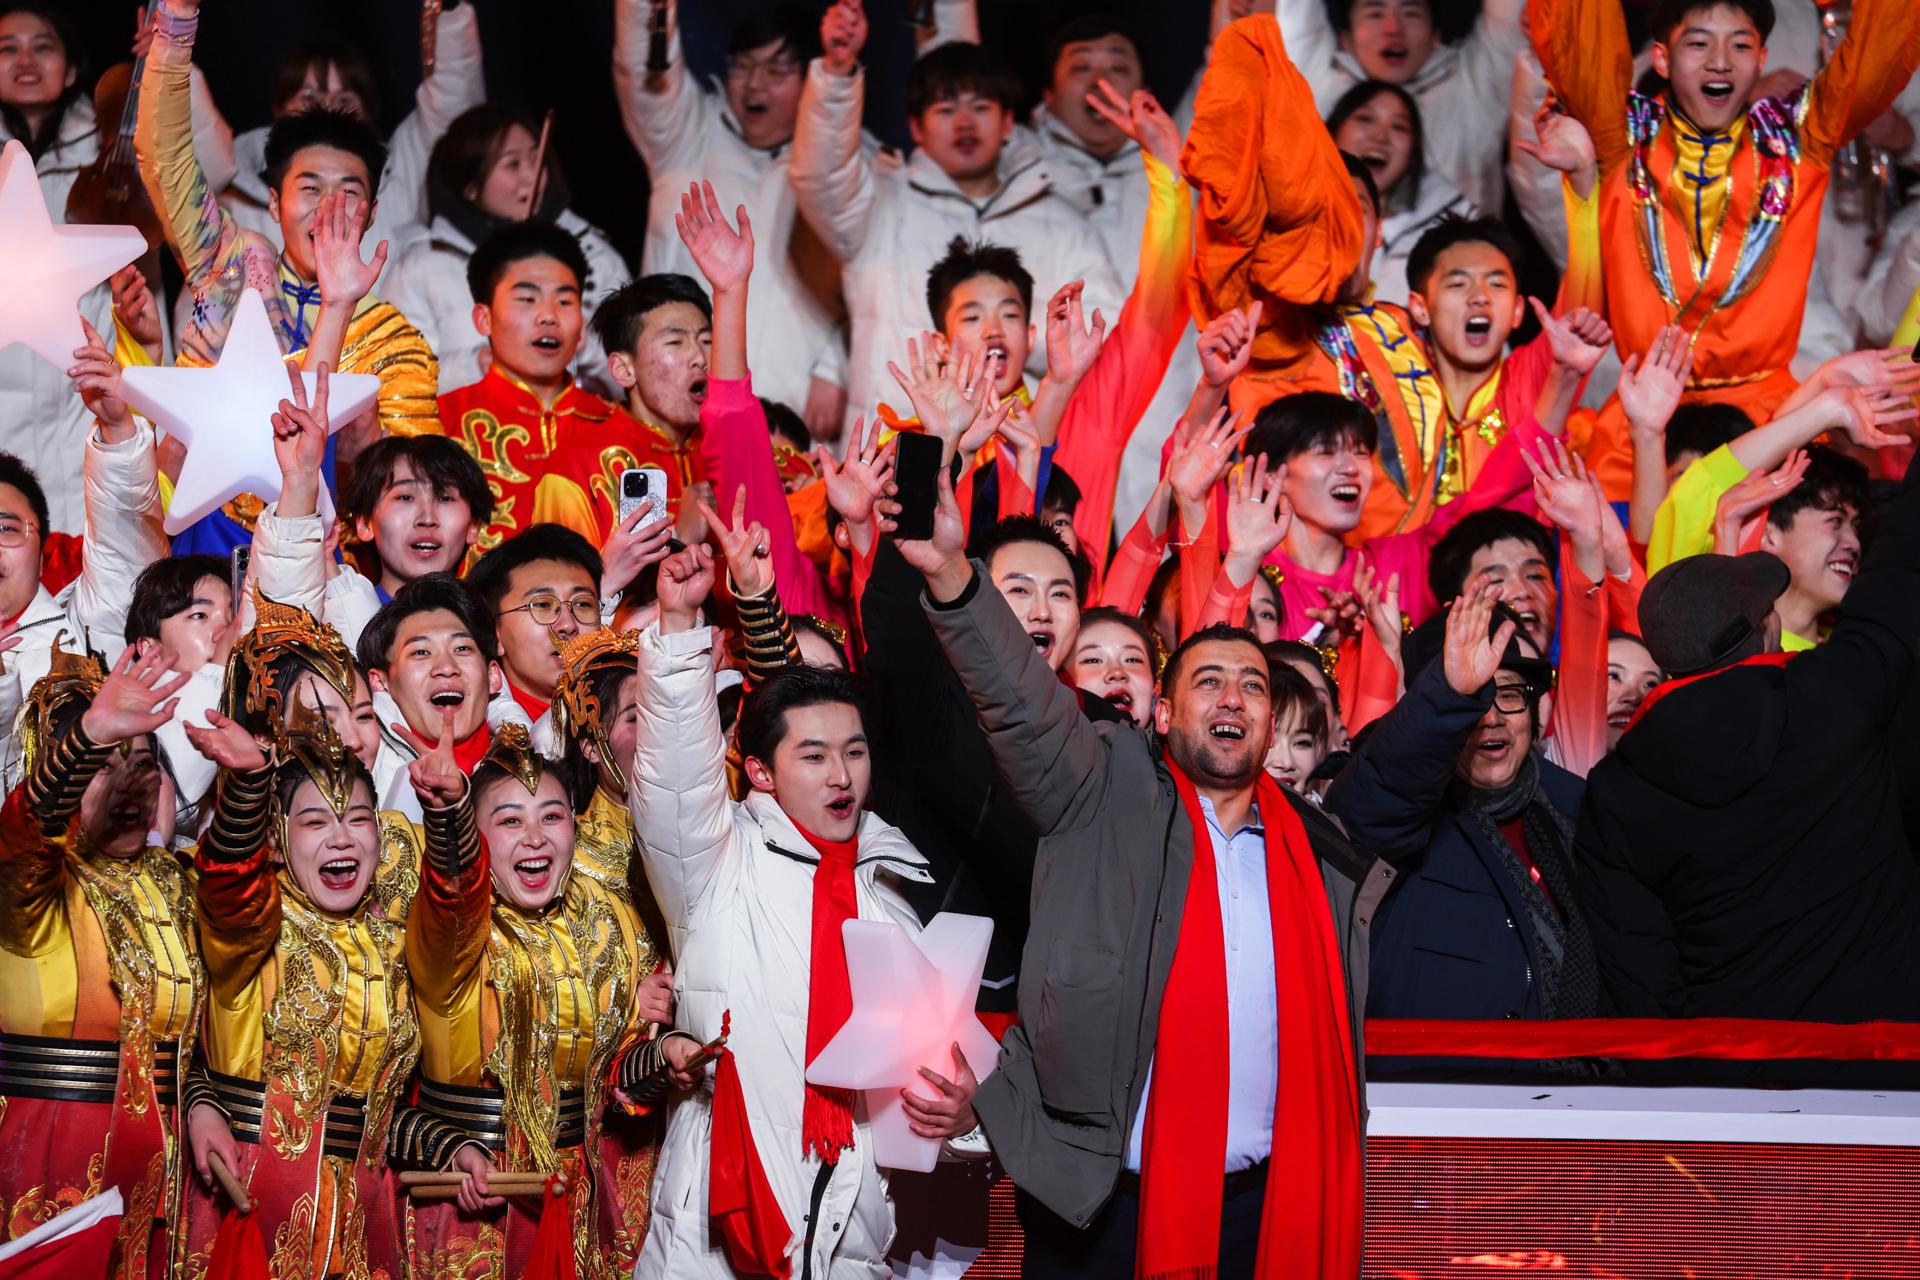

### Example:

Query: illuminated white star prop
xmin=805 ymin=912 xmax=1000 ymax=1173
xmin=120 ymin=289 xmax=379 ymax=535
xmin=0 ymin=139 xmax=145 ymax=367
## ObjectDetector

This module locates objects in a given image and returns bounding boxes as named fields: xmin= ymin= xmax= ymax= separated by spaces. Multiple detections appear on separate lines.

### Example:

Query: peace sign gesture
xmin=273 ymin=361 xmax=332 ymax=519
xmin=402 ymin=706 xmax=466 ymax=810
xmin=697 ymin=485 xmax=775 ymax=599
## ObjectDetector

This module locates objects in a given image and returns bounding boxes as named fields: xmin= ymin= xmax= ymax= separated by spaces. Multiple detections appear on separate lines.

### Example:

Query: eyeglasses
xmin=0 ymin=519 xmax=39 ymax=549
xmin=1491 ymin=684 xmax=1534 ymax=715
xmin=725 ymin=55 xmax=800 ymax=85
xmin=500 ymin=595 xmax=601 ymax=628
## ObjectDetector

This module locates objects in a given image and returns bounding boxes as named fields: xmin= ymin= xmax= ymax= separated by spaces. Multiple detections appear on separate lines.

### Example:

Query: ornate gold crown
xmin=550 ymin=628 xmax=638 ymax=794
xmin=223 ymin=599 xmax=356 ymax=729
xmin=19 ymin=632 xmax=107 ymax=778
xmin=278 ymin=696 xmax=365 ymax=819
xmin=477 ymin=722 xmax=545 ymax=796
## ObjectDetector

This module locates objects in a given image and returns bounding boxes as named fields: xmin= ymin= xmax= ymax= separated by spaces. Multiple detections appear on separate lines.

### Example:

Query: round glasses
xmin=0 ymin=519 xmax=40 ymax=549
xmin=500 ymin=596 xmax=601 ymax=628
xmin=1490 ymin=684 xmax=1534 ymax=715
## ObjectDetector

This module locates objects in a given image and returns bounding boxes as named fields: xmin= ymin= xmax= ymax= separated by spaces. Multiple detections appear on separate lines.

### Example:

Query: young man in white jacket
xmin=789 ymin=1 xmax=1122 ymax=450
xmin=613 ymin=0 xmax=976 ymax=437
xmin=630 ymin=542 xmax=980 ymax=1280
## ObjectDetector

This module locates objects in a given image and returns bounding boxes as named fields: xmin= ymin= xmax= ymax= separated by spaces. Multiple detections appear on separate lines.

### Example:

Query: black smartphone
xmin=891 ymin=431 xmax=944 ymax=542
xmin=229 ymin=544 xmax=251 ymax=601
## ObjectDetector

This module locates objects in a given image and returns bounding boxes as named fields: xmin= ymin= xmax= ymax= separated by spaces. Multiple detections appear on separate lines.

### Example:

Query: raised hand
xmin=1827 ymin=384 xmax=1918 ymax=450
xmin=1044 ymin=280 xmax=1107 ymax=387
xmin=1530 ymin=299 xmax=1613 ymax=377
xmin=1197 ymin=302 xmax=1261 ymax=388
xmin=272 ymin=361 xmax=333 ymax=520
xmin=68 ymin=316 xmax=136 ymax=441
xmin=994 ymin=403 xmax=1043 ymax=498
xmin=1522 ymin=437 xmax=1603 ymax=542
xmin=1442 ymin=579 xmax=1515 ymax=698
xmin=816 ymin=415 xmax=897 ymax=532
xmin=1166 ymin=405 xmax=1252 ymax=537
xmin=1515 ymin=97 xmax=1598 ymax=189
xmin=182 ymin=709 xmax=270 ymax=772
xmin=1083 ymin=79 xmax=1182 ymax=169
xmin=879 ymin=462 xmax=969 ymax=600
xmin=311 ymin=191 xmax=388 ymax=307
xmin=81 ymin=646 xmax=193 ymax=747
xmin=656 ymin=543 xmax=717 ymax=633
xmin=674 ymin=180 xmax=755 ymax=295
xmin=1223 ymin=453 xmax=1292 ymax=569
xmin=599 ymin=502 xmax=674 ymax=601
xmin=887 ymin=334 xmax=990 ymax=459
xmin=401 ymin=707 xmax=466 ymax=810
xmin=1713 ymin=449 xmax=1809 ymax=555
xmin=676 ymin=479 xmax=716 ymax=546
xmin=820 ymin=0 xmax=867 ymax=76
xmin=698 ymin=485 xmax=774 ymax=598
xmin=1353 ymin=558 xmax=1404 ymax=665
xmin=1618 ymin=325 xmax=1694 ymax=441
xmin=1591 ymin=471 xmax=1634 ymax=580
xmin=1812 ymin=345 xmax=1920 ymax=394
xmin=1303 ymin=587 xmax=1364 ymax=643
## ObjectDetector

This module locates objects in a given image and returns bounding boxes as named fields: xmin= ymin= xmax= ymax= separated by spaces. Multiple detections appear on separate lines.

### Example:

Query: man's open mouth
xmin=1475 ymin=734 xmax=1513 ymax=759
xmin=689 ymin=377 xmax=709 ymax=405
xmin=825 ymin=795 xmax=857 ymax=820
xmin=1379 ymin=44 xmax=1409 ymax=66
xmin=1829 ymin=558 xmax=1856 ymax=582
xmin=1701 ymin=80 xmax=1735 ymax=104
xmin=1209 ymin=721 xmax=1247 ymax=741
xmin=1464 ymin=315 xmax=1493 ymax=345
xmin=1029 ymin=628 xmax=1055 ymax=658
xmin=1331 ymin=484 xmax=1362 ymax=505
xmin=429 ymin=688 xmax=467 ymax=709
xmin=531 ymin=335 xmax=563 ymax=353
xmin=408 ymin=538 xmax=444 ymax=560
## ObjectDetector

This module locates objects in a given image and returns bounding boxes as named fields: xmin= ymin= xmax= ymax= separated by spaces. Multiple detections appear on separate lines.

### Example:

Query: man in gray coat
xmin=887 ymin=472 xmax=1392 ymax=1278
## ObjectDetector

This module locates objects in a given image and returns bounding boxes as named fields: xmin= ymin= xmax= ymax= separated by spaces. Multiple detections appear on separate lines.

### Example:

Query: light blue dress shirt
xmin=1125 ymin=795 xmax=1279 ymax=1174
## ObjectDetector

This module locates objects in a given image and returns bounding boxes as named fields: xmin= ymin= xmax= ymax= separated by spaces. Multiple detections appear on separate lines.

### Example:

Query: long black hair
xmin=0 ymin=2 xmax=87 ymax=161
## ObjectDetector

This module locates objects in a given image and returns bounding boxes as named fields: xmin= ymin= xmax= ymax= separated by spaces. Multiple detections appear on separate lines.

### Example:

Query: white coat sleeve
xmin=1456 ymin=0 xmax=1530 ymax=118
xmin=71 ymin=421 xmax=168 ymax=656
xmin=154 ymin=662 xmax=226 ymax=816
xmin=917 ymin=0 xmax=979 ymax=54
xmin=1853 ymin=202 xmax=1920 ymax=344
xmin=251 ymin=504 xmax=329 ymax=617
xmin=612 ymin=2 xmax=716 ymax=173
xmin=789 ymin=60 xmax=880 ymax=266
xmin=630 ymin=623 xmax=749 ymax=929
xmin=381 ymin=3 xmax=486 ymax=235
xmin=1274 ymin=0 xmax=1347 ymax=110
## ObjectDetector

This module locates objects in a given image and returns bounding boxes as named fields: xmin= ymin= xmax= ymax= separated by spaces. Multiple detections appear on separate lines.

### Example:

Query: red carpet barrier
xmin=1366 ymin=1017 xmax=1920 ymax=1059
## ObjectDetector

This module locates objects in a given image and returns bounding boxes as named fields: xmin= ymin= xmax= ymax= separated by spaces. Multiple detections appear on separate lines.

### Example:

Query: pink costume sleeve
xmin=1052 ymin=153 xmax=1194 ymax=575
xmin=697 ymin=376 xmax=844 ymax=625
xmin=1098 ymin=508 xmax=1170 ymax=614
xmin=1196 ymin=566 xmax=1253 ymax=632
xmin=1549 ymin=533 xmax=1611 ymax=779
xmin=1178 ymin=505 xmax=1224 ymax=641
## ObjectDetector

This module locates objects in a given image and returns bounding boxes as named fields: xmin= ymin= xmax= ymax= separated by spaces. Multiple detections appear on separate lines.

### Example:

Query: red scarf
xmin=509 ymin=682 xmax=552 ymax=723
xmin=1624 ymin=650 xmax=1796 ymax=734
xmin=797 ymin=822 xmax=859 ymax=1163
xmin=1138 ymin=762 xmax=1361 ymax=1280
xmin=709 ymin=1011 xmax=794 ymax=1277
xmin=522 ymin=1175 xmax=578 ymax=1280
xmin=450 ymin=723 xmax=493 ymax=775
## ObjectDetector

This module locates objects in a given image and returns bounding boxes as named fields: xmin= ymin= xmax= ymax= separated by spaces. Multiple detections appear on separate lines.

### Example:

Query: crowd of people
xmin=1 ymin=0 xmax=1919 ymax=1275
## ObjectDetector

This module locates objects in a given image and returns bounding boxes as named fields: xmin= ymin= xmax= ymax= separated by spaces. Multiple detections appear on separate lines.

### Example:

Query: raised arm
xmin=65 ymin=321 xmax=167 ymax=649
xmin=1525 ymin=0 xmax=1633 ymax=175
xmin=789 ymin=2 xmax=880 ymax=265
xmin=191 ymin=741 xmax=283 ymax=1031
xmin=381 ymin=0 xmax=487 ymax=234
xmin=889 ymin=469 xmax=1112 ymax=836
xmin=613 ymin=0 xmax=714 ymax=171
xmin=1802 ymin=0 xmax=1920 ymax=170
xmin=630 ymin=546 xmax=749 ymax=931
xmin=136 ymin=0 xmax=244 ymax=301
xmin=403 ymin=717 xmax=491 ymax=1081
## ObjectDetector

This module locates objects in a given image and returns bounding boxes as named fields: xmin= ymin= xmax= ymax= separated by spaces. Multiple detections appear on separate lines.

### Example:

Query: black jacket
xmin=860 ymin=540 xmax=1124 ymax=1013
xmin=1576 ymin=450 xmax=1920 ymax=1032
xmin=1327 ymin=662 xmax=1587 ymax=1024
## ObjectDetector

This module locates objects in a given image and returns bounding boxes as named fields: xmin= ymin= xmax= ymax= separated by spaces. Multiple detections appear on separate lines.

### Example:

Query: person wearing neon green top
xmin=1645 ymin=361 xmax=1919 ymax=574
xmin=1757 ymin=446 xmax=1871 ymax=652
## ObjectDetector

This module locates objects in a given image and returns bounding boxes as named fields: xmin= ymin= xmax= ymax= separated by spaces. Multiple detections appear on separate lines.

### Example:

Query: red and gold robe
xmin=440 ymin=367 xmax=682 ymax=551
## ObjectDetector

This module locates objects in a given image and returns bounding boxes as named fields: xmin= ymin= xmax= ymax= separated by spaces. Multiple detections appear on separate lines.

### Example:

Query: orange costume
xmin=439 ymin=367 xmax=702 ymax=550
xmin=1530 ymin=0 xmax=1920 ymax=497
xmin=1182 ymin=14 xmax=1568 ymax=541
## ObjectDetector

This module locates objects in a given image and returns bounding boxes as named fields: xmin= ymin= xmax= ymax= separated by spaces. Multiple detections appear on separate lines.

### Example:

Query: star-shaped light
xmin=0 ymin=139 xmax=146 ymax=368
xmin=805 ymin=912 xmax=1001 ymax=1173
xmin=121 ymin=289 xmax=379 ymax=534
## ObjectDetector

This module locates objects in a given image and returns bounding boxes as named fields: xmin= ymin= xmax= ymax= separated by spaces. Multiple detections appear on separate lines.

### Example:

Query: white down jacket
xmin=629 ymin=623 xmax=933 ymax=1280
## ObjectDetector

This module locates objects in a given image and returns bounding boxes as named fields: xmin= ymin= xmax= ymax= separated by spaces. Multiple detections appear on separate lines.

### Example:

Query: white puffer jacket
xmin=0 ymin=422 xmax=168 ymax=794
xmin=790 ymin=61 xmax=1124 ymax=450
xmin=630 ymin=623 xmax=933 ymax=1280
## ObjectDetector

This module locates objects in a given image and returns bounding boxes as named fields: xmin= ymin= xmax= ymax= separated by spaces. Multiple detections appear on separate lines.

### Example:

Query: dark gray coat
xmin=923 ymin=569 xmax=1394 ymax=1228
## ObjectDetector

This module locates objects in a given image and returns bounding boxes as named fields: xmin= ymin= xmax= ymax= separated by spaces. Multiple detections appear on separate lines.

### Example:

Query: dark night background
xmin=51 ymin=0 xmax=1516 ymax=272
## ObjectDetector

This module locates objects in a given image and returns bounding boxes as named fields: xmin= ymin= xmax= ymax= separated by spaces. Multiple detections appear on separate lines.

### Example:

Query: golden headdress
xmin=277 ymin=696 xmax=365 ymax=820
xmin=19 ymin=631 xmax=107 ymax=778
xmin=222 ymin=599 xmax=356 ymax=730
xmin=475 ymin=722 xmax=546 ymax=796
xmin=549 ymin=628 xmax=639 ymax=794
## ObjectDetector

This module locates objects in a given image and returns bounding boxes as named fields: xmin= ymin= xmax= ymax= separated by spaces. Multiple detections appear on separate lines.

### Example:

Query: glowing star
xmin=120 ymin=289 xmax=379 ymax=535
xmin=804 ymin=912 xmax=1000 ymax=1173
xmin=0 ymin=140 xmax=145 ymax=367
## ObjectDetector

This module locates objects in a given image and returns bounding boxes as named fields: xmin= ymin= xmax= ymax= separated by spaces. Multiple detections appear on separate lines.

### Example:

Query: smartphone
xmin=890 ymin=431 xmax=944 ymax=542
xmin=229 ymin=545 xmax=251 ymax=601
xmin=619 ymin=466 xmax=671 ymax=531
